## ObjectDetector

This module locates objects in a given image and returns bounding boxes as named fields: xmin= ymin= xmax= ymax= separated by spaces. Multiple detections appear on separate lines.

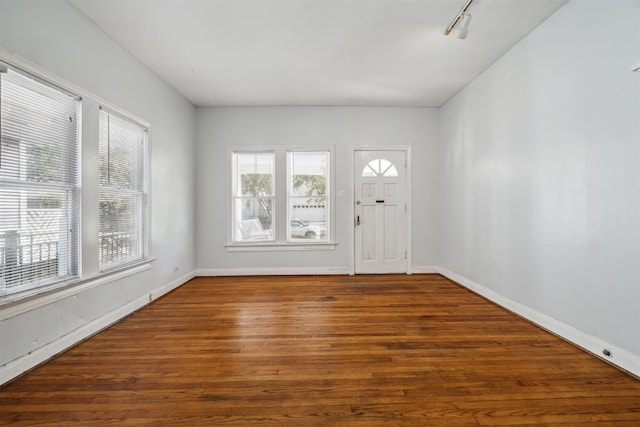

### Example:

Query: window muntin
xmin=0 ymin=65 xmax=80 ymax=294
xmin=98 ymin=110 xmax=147 ymax=270
xmin=287 ymin=152 xmax=329 ymax=242
xmin=232 ymin=152 xmax=275 ymax=242
xmin=362 ymin=158 xmax=398 ymax=177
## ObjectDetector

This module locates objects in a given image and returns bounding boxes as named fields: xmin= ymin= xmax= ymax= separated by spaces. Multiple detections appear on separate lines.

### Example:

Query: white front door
xmin=354 ymin=150 xmax=407 ymax=274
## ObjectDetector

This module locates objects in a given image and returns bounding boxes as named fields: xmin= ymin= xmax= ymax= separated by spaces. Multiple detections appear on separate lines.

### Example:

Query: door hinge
xmin=404 ymin=251 xmax=407 ymax=260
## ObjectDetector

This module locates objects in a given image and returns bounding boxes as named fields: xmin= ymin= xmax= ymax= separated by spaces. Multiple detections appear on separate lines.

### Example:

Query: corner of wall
xmin=436 ymin=267 xmax=640 ymax=379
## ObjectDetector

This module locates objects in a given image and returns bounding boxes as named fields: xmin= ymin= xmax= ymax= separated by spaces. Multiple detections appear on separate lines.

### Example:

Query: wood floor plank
xmin=1 ymin=274 xmax=639 ymax=425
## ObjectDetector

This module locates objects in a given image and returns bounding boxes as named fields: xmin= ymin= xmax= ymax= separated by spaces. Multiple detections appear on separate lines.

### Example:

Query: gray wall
xmin=195 ymin=107 xmax=439 ymax=273
xmin=437 ymin=0 xmax=640 ymax=360
xmin=0 ymin=0 xmax=196 ymax=370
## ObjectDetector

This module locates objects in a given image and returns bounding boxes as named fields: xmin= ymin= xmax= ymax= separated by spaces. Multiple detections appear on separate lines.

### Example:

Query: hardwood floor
xmin=1 ymin=274 xmax=639 ymax=426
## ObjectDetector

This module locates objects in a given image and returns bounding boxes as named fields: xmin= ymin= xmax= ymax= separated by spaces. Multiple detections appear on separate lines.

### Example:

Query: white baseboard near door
xmin=196 ymin=267 xmax=350 ymax=276
xmin=0 ymin=271 xmax=196 ymax=386
xmin=436 ymin=267 xmax=640 ymax=379
xmin=199 ymin=267 xmax=440 ymax=276
xmin=410 ymin=266 xmax=439 ymax=274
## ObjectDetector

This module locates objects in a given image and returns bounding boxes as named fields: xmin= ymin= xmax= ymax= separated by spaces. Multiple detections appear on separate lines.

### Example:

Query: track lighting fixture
xmin=444 ymin=0 xmax=475 ymax=40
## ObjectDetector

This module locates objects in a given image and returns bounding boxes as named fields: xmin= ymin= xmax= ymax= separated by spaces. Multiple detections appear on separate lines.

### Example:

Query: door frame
xmin=348 ymin=146 xmax=412 ymax=275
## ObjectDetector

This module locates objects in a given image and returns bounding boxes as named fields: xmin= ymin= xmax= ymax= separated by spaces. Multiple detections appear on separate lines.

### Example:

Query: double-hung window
xmin=231 ymin=152 xmax=275 ymax=242
xmin=98 ymin=109 xmax=148 ymax=270
xmin=0 ymin=64 xmax=80 ymax=293
xmin=0 ymin=57 xmax=151 ymax=303
xmin=230 ymin=147 xmax=332 ymax=248
xmin=287 ymin=152 xmax=329 ymax=242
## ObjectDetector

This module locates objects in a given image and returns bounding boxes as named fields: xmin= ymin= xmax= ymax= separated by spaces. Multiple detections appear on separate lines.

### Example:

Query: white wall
xmin=0 ymin=0 xmax=196 ymax=381
xmin=195 ymin=107 xmax=439 ymax=274
xmin=438 ymin=0 xmax=640 ymax=374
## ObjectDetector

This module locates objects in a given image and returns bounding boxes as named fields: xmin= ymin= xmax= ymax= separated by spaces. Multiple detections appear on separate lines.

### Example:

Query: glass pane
xmin=1 ymin=68 xmax=79 ymax=186
xmin=362 ymin=158 xmax=398 ymax=177
xmin=362 ymin=165 xmax=377 ymax=177
xmin=1 ymin=188 xmax=75 ymax=290
xmin=370 ymin=159 xmax=381 ymax=174
xmin=99 ymin=192 xmax=142 ymax=266
xmin=290 ymin=152 xmax=328 ymax=197
xmin=383 ymin=165 xmax=398 ymax=177
xmin=233 ymin=198 xmax=273 ymax=241
xmin=289 ymin=196 xmax=327 ymax=241
xmin=99 ymin=112 xmax=145 ymax=190
xmin=288 ymin=152 xmax=329 ymax=242
xmin=236 ymin=153 xmax=274 ymax=196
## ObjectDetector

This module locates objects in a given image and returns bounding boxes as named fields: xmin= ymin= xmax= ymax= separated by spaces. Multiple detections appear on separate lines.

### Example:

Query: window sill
xmin=225 ymin=242 xmax=338 ymax=252
xmin=0 ymin=258 xmax=155 ymax=320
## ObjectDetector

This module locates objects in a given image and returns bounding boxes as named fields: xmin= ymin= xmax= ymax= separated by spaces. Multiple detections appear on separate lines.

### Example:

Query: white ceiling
xmin=69 ymin=0 xmax=568 ymax=107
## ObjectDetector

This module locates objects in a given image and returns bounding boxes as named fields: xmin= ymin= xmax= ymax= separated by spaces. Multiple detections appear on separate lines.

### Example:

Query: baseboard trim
xmin=410 ymin=266 xmax=439 ymax=274
xmin=196 ymin=267 xmax=350 ymax=276
xmin=436 ymin=267 xmax=640 ymax=379
xmin=197 ymin=267 xmax=441 ymax=276
xmin=0 ymin=270 xmax=195 ymax=386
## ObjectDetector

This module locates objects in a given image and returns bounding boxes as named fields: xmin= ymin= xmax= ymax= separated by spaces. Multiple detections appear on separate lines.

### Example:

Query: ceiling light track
xmin=444 ymin=0 xmax=475 ymax=39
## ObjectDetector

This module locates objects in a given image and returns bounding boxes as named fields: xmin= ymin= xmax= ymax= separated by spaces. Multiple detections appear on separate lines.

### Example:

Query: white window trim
xmin=226 ymin=145 xmax=336 ymax=251
xmin=0 ymin=49 xmax=152 ymax=307
xmin=97 ymin=106 xmax=150 ymax=272
xmin=286 ymin=150 xmax=331 ymax=244
xmin=230 ymin=150 xmax=276 ymax=243
xmin=224 ymin=242 xmax=337 ymax=252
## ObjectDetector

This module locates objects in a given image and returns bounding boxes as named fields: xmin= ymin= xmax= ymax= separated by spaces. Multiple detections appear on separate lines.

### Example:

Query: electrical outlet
xmin=173 ymin=266 xmax=179 ymax=272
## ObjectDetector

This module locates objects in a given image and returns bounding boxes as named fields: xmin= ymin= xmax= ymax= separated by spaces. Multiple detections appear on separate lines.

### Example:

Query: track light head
xmin=456 ymin=13 xmax=472 ymax=39
xmin=444 ymin=0 xmax=475 ymax=39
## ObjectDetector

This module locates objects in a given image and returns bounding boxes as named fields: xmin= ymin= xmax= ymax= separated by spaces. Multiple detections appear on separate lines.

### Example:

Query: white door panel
xmin=361 ymin=205 xmax=377 ymax=261
xmin=354 ymin=150 xmax=407 ymax=274
xmin=384 ymin=205 xmax=398 ymax=260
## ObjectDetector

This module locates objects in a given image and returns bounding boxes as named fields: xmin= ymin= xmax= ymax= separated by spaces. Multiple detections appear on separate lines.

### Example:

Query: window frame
xmin=226 ymin=146 xmax=336 ymax=251
xmin=230 ymin=151 xmax=276 ymax=243
xmin=0 ymin=62 xmax=81 ymax=298
xmin=286 ymin=151 xmax=330 ymax=244
xmin=98 ymin=107 xmax=150 ymax=272
xmin=0 ymin=54 xmax=153 ymax=307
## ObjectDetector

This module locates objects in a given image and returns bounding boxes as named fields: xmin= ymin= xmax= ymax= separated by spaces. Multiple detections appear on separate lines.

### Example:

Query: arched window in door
xmin=361 ymin=158 xmax=398 ymax=177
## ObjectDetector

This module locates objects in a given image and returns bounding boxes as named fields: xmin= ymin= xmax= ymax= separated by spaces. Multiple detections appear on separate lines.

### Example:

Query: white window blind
xmin=98 ymin=109 xmax=147 ymax=270
xmin=0 ymin=64 xmax=80 ymax=294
